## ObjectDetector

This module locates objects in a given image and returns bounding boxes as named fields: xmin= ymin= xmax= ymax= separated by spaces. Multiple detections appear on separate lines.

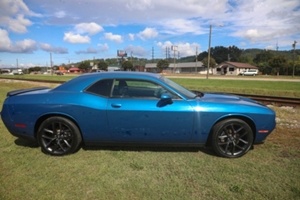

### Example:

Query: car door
xmin=106 ymin=79 xmax=194 ymax=144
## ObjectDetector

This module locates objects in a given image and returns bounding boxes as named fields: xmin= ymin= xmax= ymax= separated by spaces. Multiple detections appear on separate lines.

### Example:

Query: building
xmin=108 ymin=66 xmax=121 ymax=71
xmin=214 ymin=61 xmax=258 ymax=75
xmin=69 ymin=67 xmax=82 ymax=73
xmin=11 ymin=69 xmax=23 ymax=75
xmin=145 ymin=61 xmax=205 ymax=73
xmin=0 ymin=69 xmax=11 ymax=74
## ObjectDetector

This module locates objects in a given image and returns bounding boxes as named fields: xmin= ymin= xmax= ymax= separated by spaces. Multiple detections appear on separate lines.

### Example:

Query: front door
xmin=106 ymin=79 xmax=194 ymax=144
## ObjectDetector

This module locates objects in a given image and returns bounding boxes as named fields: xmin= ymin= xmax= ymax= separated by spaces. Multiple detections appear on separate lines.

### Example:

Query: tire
xmin=37 ymin=116 xmax=82 ymax=156
xmin=211 ymin=118 xmax=253 ymax=158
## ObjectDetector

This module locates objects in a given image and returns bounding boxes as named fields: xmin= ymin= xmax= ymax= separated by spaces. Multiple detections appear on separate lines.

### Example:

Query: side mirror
xmin=157 ymin=93 xmax=173 ymax=107
xmin=161 ymin=93 xmax=172 ymax=101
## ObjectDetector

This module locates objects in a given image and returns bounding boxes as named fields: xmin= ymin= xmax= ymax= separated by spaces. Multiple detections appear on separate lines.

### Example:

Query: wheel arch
xmin=206 ymin=115 xmax=257 ymax=146
xmin=34 ymin=113 xmax=83 ymax=142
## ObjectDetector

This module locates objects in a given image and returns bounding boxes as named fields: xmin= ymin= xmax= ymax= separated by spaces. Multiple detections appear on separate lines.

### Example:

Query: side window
xmin=85 ymin=79 xmax=113 ymax=97
xmin=112 ymin=79 xmax=175 ymax=99
xmin=112 ymin=79 xmax=129 ymax=97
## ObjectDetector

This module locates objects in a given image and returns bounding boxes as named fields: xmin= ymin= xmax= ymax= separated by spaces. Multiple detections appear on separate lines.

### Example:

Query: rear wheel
xmin=211 ymin=118 xmax=253 ymax=158
xmin=37 ymin=117 xmax=82 ymax=156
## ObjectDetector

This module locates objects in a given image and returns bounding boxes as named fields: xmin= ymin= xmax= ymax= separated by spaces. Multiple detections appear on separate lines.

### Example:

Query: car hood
xmin=200 ymin=92 xmax=261 ymax=105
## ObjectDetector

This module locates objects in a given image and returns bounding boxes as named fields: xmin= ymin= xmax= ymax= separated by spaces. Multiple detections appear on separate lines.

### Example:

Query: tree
xmin=257 ymin=63 xmax=273 ymax=75
xmin=200 ymin=45 xmax=243 ymax=64
xmin=268 ymin=55 xmax=288 ymax=75
xmin=253 ymin=50 xmax=274 ymax=75
xmin=98 ymin=60 xmax=108 ymax=71
xmin=239 ymin=55 xmax=253 ymax=64
xmin=210 ymin=46 xmax=229 ymax=63
xmin=105 ymin=58 xmax=119 ymax=65
xmin=78 ymin=61 xmax=91 ymax=72
xmin=156 ymin=59 xmax=169 ymax=72
xmin=253 ymin=50 xmax=274 ymax=64
xmin=197 ymin=51 xmax=208 ymax=62
xmin=122 ymin=60 xmax=134 ymax=71
xmin=201 ymin=57 xmax=216 ymax=68
xmin=293 ymin=55 xmax=300 ymax=76
xmin=228 ymin=45 xmax=242 ymax=62
xmin=28 ymin=66 xmax=42 ymax=73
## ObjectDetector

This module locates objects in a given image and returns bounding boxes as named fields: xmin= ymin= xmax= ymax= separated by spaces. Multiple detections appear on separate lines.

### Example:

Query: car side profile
xmin=1 ymin=72 xmax=276 ymax=158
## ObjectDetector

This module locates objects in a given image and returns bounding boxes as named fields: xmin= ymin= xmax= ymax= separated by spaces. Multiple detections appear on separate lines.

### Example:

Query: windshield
xmin=160 ymin=77 xmax=196 ymax=99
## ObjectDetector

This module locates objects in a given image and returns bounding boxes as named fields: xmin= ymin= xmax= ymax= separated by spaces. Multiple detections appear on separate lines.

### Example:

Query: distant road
xmin=165 ymin=74 xmax=300 ymax=82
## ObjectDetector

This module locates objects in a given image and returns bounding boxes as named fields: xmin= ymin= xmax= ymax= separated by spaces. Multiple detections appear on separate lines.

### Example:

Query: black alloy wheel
xmin=211 ymin=118 xmax=254 ymax=158
xmin=37 ymin=117 xmax=82 ymax=156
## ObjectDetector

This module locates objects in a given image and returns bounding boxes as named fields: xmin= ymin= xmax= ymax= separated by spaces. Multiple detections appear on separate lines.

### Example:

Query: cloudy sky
xmin=0 ymin=0 xmax=299 ymax=68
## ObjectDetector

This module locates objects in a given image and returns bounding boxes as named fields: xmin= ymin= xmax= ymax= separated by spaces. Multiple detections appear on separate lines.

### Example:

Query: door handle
xmin=111 ymin=103 xmax=122 ymax=108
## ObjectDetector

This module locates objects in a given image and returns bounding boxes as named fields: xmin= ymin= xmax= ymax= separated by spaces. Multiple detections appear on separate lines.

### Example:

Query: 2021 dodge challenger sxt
xmin=1 ymin=72 xmax=276 ymax=158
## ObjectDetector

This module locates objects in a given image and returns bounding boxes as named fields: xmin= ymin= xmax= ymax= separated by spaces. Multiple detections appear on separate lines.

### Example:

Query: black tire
xmin=37 ymin=117 xmax=82 ymax=156
xmin=211 ymin=118 xmax=253 ymax=158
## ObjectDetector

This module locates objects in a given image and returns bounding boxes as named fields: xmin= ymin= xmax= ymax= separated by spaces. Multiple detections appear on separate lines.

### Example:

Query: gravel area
xmin=269 ymin=105 xmax=300 ymax=129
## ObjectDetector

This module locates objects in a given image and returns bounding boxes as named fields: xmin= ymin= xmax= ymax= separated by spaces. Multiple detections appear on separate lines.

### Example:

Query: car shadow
xmin=83 ymin=145 xmax=217 ymax=157
xmin=13 ymin=138 xmax=217 ymax=157
xmin=14 ymin=138 xmax=39 ymax=148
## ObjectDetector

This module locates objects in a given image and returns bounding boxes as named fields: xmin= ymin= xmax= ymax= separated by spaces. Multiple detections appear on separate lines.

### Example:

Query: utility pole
xmin=165 ymin=47 xmax=168 ymax=60
xmin=292 ymin=41 xmax=297 ymax=78
xmin=195 ymin=47 xmax=198 ymax=73
xmin=50 ymin=53 xmax=53 ymax=75
xmin=206 ymin=24 xmax=222 ymax=78
xmin=152 ymin=47 xmax=154 ymax=63
xmin=206 ymin=24 xmax=212 ymax=79
xmin=172 ymin=45 xmax=178 ymax=73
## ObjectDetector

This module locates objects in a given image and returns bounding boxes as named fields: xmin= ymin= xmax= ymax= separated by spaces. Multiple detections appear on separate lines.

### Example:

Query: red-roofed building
xmin=69 ymin=67 xmax=82 ymax=73
xmin=215 ymin=61 xmax=258 ymax=75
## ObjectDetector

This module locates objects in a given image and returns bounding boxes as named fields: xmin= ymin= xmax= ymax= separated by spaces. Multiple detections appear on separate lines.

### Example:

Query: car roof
xmin=53 ymin=71 xmax=162 ymax=92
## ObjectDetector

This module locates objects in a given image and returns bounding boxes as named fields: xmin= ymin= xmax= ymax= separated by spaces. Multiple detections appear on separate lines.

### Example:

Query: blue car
xmin=1 ymin=72 xmax=276 ymax=158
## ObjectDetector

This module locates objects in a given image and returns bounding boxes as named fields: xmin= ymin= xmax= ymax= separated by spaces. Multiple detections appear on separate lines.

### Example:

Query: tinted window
xmin=112 ymin=79 xmax=178 ymax=99
xmin=86 ymin=79 xmax=113 ymax=97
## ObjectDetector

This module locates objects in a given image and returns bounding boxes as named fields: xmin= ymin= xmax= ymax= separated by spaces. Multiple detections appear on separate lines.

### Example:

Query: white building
xmin=11 ymin=69 xmax=24 ymax=75
xmin=214 ymin=61 xmax=258 ymax=76
xmin=145 ymin=61 xmax=205 ymax=73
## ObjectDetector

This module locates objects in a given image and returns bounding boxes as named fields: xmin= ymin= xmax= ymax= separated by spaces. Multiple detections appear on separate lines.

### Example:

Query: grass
xmin=1 ymin=74 xmax=300 ymax=97
xmin=170 ymin=78 xmax=300 ymax=97
xmin=0 ymin=74 xmax=73 ymax=82
xmin=0 ymin=80 xmax=300 ymax=200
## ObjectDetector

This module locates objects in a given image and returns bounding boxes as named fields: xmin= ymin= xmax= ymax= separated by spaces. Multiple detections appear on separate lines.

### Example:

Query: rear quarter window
xmin=85 ymin=79 xmax=113 ymax=97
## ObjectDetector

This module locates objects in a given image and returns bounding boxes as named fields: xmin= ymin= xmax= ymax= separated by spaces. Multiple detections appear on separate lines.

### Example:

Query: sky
xmin=0 ymin=0 xmax=299 ymax=68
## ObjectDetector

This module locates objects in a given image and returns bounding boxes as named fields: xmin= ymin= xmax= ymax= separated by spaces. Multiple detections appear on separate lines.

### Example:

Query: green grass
xmin=170 ymin=78 xmax=300 ymax=97
xmin=1 ymin=74 xmax=300 ymax=97
xmin=0 ymin=81 xmax=300 ymax=200
xmin=0 ymin=74 xmax=73 ymax=82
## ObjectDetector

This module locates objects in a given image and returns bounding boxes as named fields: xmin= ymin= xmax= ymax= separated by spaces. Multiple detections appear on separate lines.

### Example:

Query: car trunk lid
xmin=6 ymin=87 xmax=50 ymax=97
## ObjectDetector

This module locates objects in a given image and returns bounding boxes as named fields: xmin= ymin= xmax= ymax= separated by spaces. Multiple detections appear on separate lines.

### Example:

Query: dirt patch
xmin=266 ymin=106 xmax=300 ymax=157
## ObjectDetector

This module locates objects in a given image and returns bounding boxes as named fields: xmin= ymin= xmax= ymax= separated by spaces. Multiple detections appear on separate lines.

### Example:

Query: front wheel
xmin=37 ymin=117 xmax=82 ymax=156
xmin=211 ymin=119 xmax=253 ymax=158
